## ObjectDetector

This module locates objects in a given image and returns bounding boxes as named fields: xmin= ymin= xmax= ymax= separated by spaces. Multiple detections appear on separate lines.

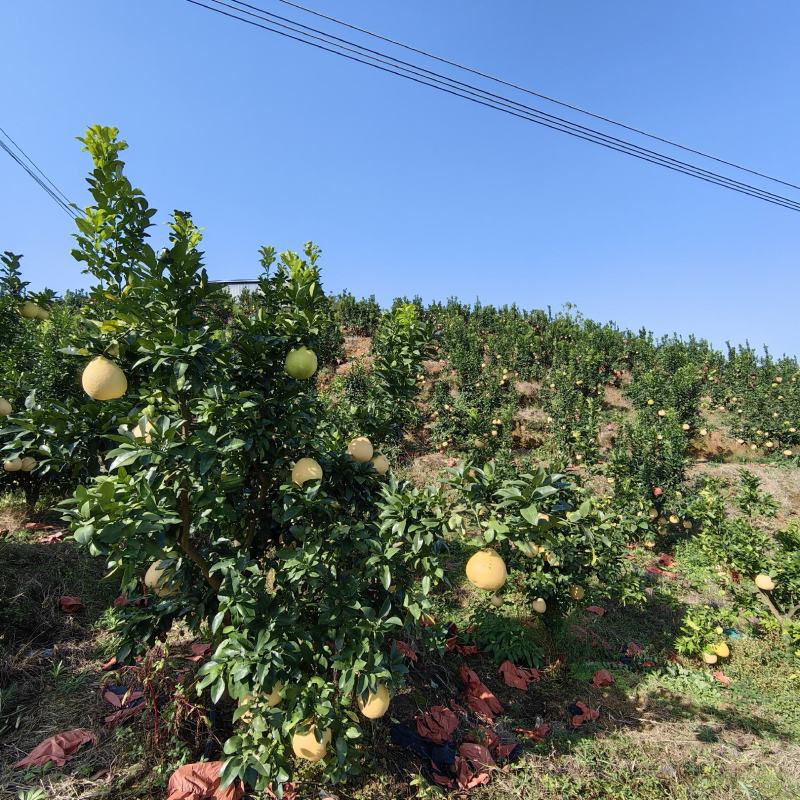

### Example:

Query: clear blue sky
xmin=3 ymin=1 xmax=799 ymax=355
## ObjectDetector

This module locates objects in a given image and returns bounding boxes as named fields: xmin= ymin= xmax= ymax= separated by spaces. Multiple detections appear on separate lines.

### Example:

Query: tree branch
xmin=178 ymin=486 xmax=221 ymax=592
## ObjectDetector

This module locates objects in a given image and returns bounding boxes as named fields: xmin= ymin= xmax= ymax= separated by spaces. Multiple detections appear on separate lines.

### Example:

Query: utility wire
xmin=0 ymin=127 xmax=81 ymax=218
xmin=0 ymin=135 xmax=77 ymax=219
xmin=271 ymin=0 xmax=800 ymax=193
xmin=0 ymin=125 xmax=77 ymax=210
xmin=219 ymin=0 xmax=800 ymax=209
xmin=186 ymin=0 xmax=800 ymax=211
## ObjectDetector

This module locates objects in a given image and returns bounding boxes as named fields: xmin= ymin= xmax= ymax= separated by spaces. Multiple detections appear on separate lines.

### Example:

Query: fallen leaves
xmin=590 ymin=668 xmax=614 ymax=688
xmin=498 ymin=660 xmax=540 ymax=690
xmin=185 ymin=642 xmax=211 ymax=663
xmin=712 ymin=670 xmax=731 ymax=687
xmin=14 ymin=728 xmax=97 ymax=768
xmin=569 ymin=700 xmax=599 ymax=727
xmin=393 ymin=640 xmax=418 ymax=662
xmin=166 ymin=761 xmax=243 ymax=800
xmin=460 ymin=666 xmax=503 ymax=722
xmin=416 ymin=706 xmax=459 ymax=744
xmin=58 ymin=596 xmax=83 ymax=614
xmin=102 ymin=685 xmax=145 ymax=726
xmin=514 ymin=723 xmax=551 ymax=742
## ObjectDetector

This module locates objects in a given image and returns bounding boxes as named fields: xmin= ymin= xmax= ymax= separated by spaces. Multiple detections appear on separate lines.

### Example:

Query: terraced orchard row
xmin=1 ymin=126 xmax=799 ymax=799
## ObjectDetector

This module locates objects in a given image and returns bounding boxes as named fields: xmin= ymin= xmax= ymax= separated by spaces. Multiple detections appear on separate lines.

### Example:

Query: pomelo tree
xmin=60 ymin=126 xmax=446 ymax=791
xmin=448 ymin=462 xmax=642 ymax=621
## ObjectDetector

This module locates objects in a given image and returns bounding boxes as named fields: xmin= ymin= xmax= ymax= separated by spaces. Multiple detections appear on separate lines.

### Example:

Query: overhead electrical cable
xmin=185 ymin=0 xmax=800 ymax=211
xmin=217 ymin=0 xmax=800 ymax=209
xmin=0 ymin=132 xmax=78 ymax=219
xmin=0 ymin=125 xmax=78 ymax=211
xmin=271 ymin=0 xmax=800 ymax=193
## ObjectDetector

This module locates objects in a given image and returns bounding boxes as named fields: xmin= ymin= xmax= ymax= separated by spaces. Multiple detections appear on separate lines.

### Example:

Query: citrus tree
xmin=447 ymin=462 xmax=641 ymax=618
xmin=58 ymin=125 xmax=446 ymax=792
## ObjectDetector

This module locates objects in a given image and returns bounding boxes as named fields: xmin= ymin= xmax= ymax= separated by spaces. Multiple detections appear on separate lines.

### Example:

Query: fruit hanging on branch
xmin=284 ymin=346 xmax=318 ymax=379
xmin=347 ymin=436 xmax=374 ymax=463
xmin=291 ymin=457 xmax=322 ymax=486
xmin=81 ymin=356 xmax=127 ymax=400
xmin=358 ymin=684 xmax=391 ymax=719
xmin=465 ymin=549 xmax=508 ymax=591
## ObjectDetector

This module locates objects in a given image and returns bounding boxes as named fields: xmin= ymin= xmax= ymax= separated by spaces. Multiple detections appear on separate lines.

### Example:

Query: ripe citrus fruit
xmin=284 ymin=347 xmax=318 ymax=379
xmin=292 ymin=457 xmax=323 ymax=486
xmin=3 ymin=458 xmax=22 ymax=472
xmin=19 ymin=301 xmax=40 ymax=319
xmin=569 ymin=585 xmax=585 ymax=601
xmin=713 ymin=642 xmax=730 ymax=658
xmin=144 ymin=560 xmax=178 ymax=597
xmin=20 ymin=457 xmax=37 ymax=472
xmin=515 ymin=541 xmax=540 ymax=558
xmin=239 ymin=683 xmax=283 ymax=722
xmin=754 ymin=573 xmax=775 ymax=591
xmin=82 ymin=356 xmax=128 ymax=400
xmin=358 ymin=684 xmax=391 ymax=719
xmin=532 ymin=597 xmax=547 ymax=614
xmin=371 ymin=453 xmax=390 ymax=475
xmin=465 ymin=550 xmax=507 ymax=591
xmin=347 ymin=436 xmax=374 ymax=463
xmin=0 ymin=397 xmax=12 ymax=416
xmin=292 ymin=725 xmax=332 ymax=762
xmin=132 ymin=419 xmax=155 ymax=443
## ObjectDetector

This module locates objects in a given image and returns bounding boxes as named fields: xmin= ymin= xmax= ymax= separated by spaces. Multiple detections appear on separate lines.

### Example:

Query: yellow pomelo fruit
xmin=35 ymin=306 xmax=51 ymax=321
xmin=0 ymin=397 xmax=12 ymax=416
xmin=713 ymin=642 xmax=730 ymax=658
xmin=19 ymin=301 xmax=40 ymax=319
xmin=754 ymin=573 xmax=775 ymax=591
xmin=239 ymin=682 xmax=283 ymax=722
xmin=515 ymin=541 xmax=540 ymax=558
xmin=569 ymin=585 xmax=585 ymax=601
xmin=358 ymin=684 xmax=390 ymax=719
xmin=532 ymin=597 xmax=547 ymax=614
xmin=3 ymin=458 xmax=22 ymax=472
xmin=20 ymin=457 xmax=37 ymax=472
xmin=132 ymin=419 xmax=155 ymax=443
xmin=284 ymin=347 xmax=318 ymax=380
xmin=465 ymin=550 xmax=507 ymax=591
xmin=82 ymin=356 xmax=127 ymax=400
xmin=292 ymin=725 xmax=331 ymax=762
xmin=371 ymin=454 xmax=390 ymax=475
xmin=702 ymin=651 xmax=718 ymax=665
xmin=348 ymin=436 xmax=374 ymax=463
xmin=669 ymin=515 xmax=679 ymax=524
xmin=266 ymin=681 xmax=283 ymax=708
xmin=291 ymin=457 xmax=323 ymax=486
xmin=144 ymin=560 xmax=178 ymax=597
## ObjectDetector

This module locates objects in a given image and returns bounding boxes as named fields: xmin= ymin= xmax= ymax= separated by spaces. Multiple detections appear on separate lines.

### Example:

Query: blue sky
xmin=3 ymin=1 xmax=800 ymax=355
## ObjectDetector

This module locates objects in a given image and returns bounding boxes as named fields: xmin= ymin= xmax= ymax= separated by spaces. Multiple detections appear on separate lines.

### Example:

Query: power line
xmin=0 ymin=127 xmax=81 ymax=218
xmin=271 ymin=0 xmax=800 ymax=193
xmin=219 ymin=0 xmax=800 ymax=210
xmin=185 ymin=0 xmax=800 ymax=212
xmin=0 ymin=136 xmax=76 ymax=219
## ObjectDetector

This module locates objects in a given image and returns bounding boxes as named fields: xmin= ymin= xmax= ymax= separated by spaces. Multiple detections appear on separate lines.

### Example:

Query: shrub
xmin=447 ymin=462 xmax=640 ymax=616
xmin=55 ymin=125 xmax=446 ymax=792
